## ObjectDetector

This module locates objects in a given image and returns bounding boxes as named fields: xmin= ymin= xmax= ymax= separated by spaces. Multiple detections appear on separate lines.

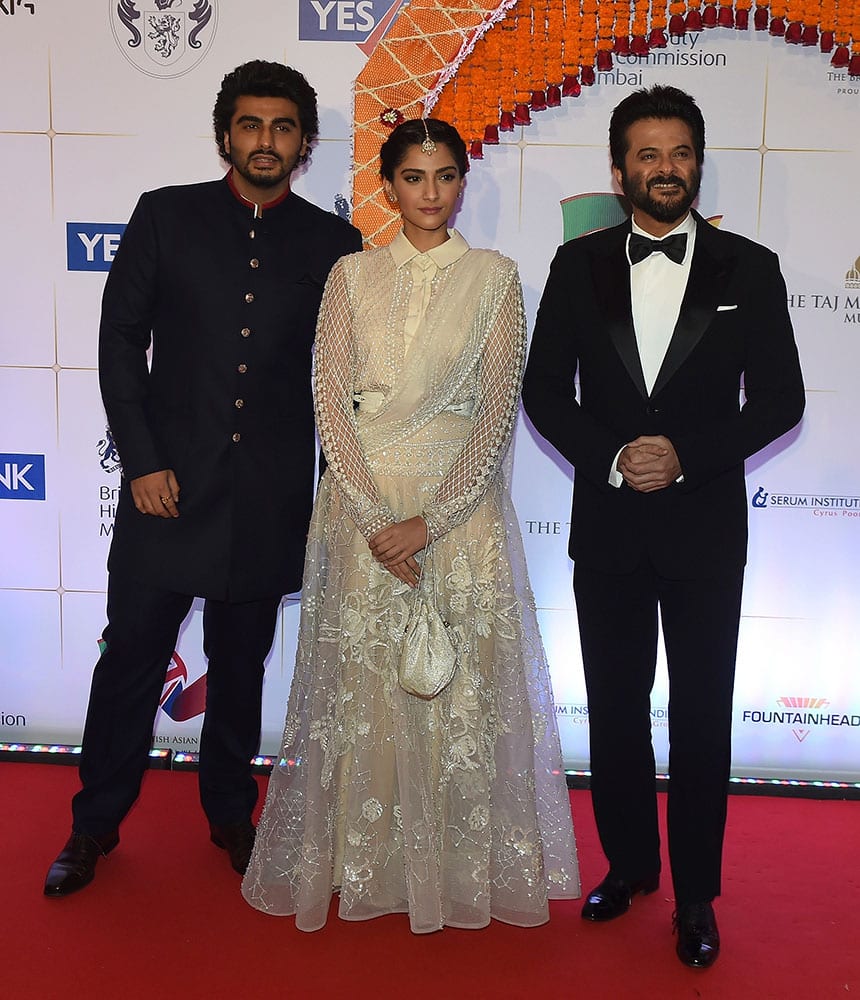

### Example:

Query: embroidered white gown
xmin=242 ymin=231 xmax=579 ymax=932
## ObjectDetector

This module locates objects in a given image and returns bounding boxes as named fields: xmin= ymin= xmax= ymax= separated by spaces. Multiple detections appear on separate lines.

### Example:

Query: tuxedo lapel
xmin=591 ymin=227 xmax=649 ymax=400
xmin=651 ymin=215 xmax=737 ymax=398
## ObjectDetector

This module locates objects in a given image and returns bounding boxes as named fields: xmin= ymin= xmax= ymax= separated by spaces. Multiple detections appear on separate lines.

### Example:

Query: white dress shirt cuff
xmin=609 ymin=445 xmax=626 ymax=488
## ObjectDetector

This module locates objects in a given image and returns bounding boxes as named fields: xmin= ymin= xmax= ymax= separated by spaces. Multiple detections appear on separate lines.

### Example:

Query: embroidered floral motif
xmin=242 ymin=243 xmax=579 ymax=932
xmin=468 ymin=805 xmax=489 ymax=830
xmin=361 ymin=798 xmax=384 ymax=823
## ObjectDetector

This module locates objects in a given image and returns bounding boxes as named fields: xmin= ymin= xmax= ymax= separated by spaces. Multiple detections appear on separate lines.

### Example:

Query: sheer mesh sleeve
xmin=313 ymin=257 xmax=395 ymax=539
xmin=423 ymin=263 xmax=526 ymax=541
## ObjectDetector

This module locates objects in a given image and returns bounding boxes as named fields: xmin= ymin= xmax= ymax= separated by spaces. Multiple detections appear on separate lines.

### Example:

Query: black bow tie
xmin=628 ymin=232 xmax=688 ymax=265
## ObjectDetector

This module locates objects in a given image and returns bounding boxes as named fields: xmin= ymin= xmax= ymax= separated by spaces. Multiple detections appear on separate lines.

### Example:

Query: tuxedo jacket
xmin=99 ymin=178 xmax=363 ymax=601
xmin=522 ymin=211 xmax=805 ymax=580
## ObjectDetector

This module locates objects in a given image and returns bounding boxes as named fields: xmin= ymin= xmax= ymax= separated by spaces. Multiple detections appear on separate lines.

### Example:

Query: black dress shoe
xmin=581 ymin=871 xmax=660 ymax=921
xmin=209 ymin=820 xmax=256 ymax=875
xmin=674 ymin=901 xmax=720 ymax=968
xmin=44 ymin=830 xmax=119 ymax=897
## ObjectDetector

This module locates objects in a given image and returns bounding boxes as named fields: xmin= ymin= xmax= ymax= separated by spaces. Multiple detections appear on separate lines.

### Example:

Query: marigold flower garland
xmin=851 ymin=0 xmax=860 ymax=69
xmin=596 ymin=0 xmax=617 ymax=70
xmin=431 ymin=0 xmax=860 ymax=156
xmin=614 ymin=0 xmax=632 ymax=54
xmin=649 ymin=0 xmax=670 ymax=45
xmin=819 ymin=0 xmax=836 ymax=48
xmin=686 ymin=0 xmax=704 ymax=31
xmin=669 ymin=0 xmax=688 ymax=34
xmin=785 ymin=0 xmax=806 ymax=37
xmin=580 ymin=0 xmax=599 ymax=82
xmin=545 ymin=0 xmax=565 ymax=105
xmin=530 ymin=0 xmax=549 ymax=109
xmin=631 ymin=0 xmax=653 ymax=51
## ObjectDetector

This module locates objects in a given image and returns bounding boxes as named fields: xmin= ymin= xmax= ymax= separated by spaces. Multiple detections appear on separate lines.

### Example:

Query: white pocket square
xmin=717 ymin=304 xmax=738 ymax=311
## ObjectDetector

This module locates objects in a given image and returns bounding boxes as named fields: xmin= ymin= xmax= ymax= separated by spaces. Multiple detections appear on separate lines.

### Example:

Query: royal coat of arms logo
xmin=97 ymin=426 xmax=123 ymax=475
xmin=110 ymin=0 xmax=217 ymax=78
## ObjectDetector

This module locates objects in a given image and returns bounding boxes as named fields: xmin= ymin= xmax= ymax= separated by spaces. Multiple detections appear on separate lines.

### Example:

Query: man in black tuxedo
xmin=44 ymin=61 xmax=362 ymax=896
xmin=523 ymin=85 xmax=804 ymax=967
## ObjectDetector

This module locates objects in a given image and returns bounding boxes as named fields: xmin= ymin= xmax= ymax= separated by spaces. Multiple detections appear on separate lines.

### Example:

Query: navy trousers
xmin=72 ymin=573 xmax=280 ymax=835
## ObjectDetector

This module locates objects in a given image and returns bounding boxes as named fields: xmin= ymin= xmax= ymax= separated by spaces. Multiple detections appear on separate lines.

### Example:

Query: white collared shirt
xmin=608 ymin=212 xmax=696 ymax=486
xmin=627 ymin=212 xmax=697 ymax=394
xmin=354 ymin=230 xmax=470 ymax=415
xmin=388 ymin=229 xmax=469 ymax=352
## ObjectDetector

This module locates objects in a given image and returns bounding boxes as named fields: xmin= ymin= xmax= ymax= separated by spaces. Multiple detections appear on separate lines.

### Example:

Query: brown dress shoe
xmin=674 ymin=901 xmax=721 ymax=968
xmin=581 ymin=871 xmax=660 ymax=921
xmin=209 ymin=820 xmax=256 ymax=874
xmin=44 ymin=830 xmax=119 ymax=897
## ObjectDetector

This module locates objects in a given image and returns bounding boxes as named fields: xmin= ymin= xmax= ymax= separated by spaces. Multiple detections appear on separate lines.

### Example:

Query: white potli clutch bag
xmin=398 ymin=525 xmax=457 ymax=700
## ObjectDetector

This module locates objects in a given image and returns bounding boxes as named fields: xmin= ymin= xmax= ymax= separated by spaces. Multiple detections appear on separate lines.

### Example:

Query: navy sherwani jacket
xmin=99 ymin=177 xmax=363 ymax=601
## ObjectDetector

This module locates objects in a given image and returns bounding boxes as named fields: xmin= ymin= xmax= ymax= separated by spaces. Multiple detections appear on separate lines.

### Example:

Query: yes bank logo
xmin=299 ymin=0 xmax=401 ymax=42
xmin=0 ymin=454 xmax=46 ymax=501
xmin=67 ymin=223 xmax=127 ymax=272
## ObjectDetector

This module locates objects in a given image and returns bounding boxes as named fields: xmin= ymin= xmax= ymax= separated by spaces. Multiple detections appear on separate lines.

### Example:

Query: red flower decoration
xmin=499 ymin=110 xmax=516 ymax=131
xmin=563 ymin=74 xmax=582 ymax=97
xmin=735 ymin=8 xmax=749 ymax=28
xmin=668 ymin=13 xmax=687 ymax=33
xmin=753 ymin=6 xmax=769 ymax=29
xmin=379 ymin=108 xmax=404 ymax=129
xmin=819 ymin=30 xmax=834 ymax=52
xmin=702 ymin=4 xmax=718 ymax=27
xmin=831 ymin=44 xmax=850 ymax=66
xmin=717 ymin=6 xmax=734 ymax=27
xmin=649 ymin=27 xmax=669 ymax=47
xmin=581 ymin=66 xmax=596 ymax=86
xmin=483 ymin=124 xmax=500 ymax=144
xmin=531 ymin=90 xmax=548 ymax=111
xmin=547 ymin=84 xmax=562 ymax=107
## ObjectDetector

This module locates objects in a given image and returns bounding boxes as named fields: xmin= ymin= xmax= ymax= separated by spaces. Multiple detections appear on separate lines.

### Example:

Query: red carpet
xmin=3 ymin=762 xmax=858 ymax=999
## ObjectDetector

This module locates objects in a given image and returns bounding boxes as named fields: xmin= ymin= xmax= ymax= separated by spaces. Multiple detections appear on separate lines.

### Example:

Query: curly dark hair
xmin=609 ymin=85 xmax=706 ymax=169
xmin=212 ymin=60 xmax=319 ymax=164
xmin=379 ymin=118 xmax=469 ymax=180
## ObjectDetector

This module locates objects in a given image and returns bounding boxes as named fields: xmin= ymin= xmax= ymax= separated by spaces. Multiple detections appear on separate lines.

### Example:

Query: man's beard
xmin=621 ymin=167 xmax=700 ymax=225
xmin=232 ymin=150 xmax=295 ymax=190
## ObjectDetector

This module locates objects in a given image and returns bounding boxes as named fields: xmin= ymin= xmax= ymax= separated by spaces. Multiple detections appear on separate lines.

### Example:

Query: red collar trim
xmin=225 ymin=168 xmax=291 ymax=218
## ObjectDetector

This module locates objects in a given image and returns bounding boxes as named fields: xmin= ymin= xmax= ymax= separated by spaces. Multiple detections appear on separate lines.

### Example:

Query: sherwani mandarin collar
xmin=225 ymin=168 xmax=292 ymax=218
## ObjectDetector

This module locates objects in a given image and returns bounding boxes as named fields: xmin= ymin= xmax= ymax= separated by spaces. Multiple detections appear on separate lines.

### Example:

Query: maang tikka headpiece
xmin=420 ymin=118 xmax=437 ymax=157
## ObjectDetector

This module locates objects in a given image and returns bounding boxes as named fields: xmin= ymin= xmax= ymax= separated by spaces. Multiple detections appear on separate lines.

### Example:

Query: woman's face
xmin=382 ymin=142 xmax=465 ymax=251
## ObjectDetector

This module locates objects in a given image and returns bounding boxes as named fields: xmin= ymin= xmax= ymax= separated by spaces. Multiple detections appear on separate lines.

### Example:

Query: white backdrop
xmin=1 ymin=1 xmax=858 ymax=780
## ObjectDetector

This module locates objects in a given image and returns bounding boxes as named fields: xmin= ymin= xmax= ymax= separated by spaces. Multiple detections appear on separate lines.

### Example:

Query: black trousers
xmin=573 ymin=562 xmax=743 ymax=905
xmin=71 ymin=573 xmax=280 ymax=836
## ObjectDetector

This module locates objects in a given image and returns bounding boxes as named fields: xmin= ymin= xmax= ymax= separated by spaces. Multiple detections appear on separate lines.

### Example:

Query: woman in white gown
xmin=242 ymin=118 xmax=578 ymax=933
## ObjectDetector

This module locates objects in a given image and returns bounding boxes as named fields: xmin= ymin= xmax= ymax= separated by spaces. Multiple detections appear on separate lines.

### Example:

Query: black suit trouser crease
xmin=574 ymin=562 xmax=743 ymax=904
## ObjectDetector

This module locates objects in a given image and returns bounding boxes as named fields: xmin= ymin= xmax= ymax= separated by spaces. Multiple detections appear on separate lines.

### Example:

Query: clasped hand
xmin=368 ymin=515 xmax=427 ymax=588
xmin=618 ymin=435 xmax=682 ymax=493
xmin=130 ymin=469 xmax=180 ymax=518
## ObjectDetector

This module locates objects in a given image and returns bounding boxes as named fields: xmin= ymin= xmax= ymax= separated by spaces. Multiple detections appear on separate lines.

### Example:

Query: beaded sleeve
xmin=422 ymin=261 xmax=527 ymax=541
xmin=313 ymin=257 xmax=395 ymax=539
